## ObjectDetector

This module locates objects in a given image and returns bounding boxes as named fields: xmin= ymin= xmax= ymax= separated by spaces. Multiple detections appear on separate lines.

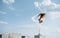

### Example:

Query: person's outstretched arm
xmin=32 ymin=14 xmax=39 ymax=23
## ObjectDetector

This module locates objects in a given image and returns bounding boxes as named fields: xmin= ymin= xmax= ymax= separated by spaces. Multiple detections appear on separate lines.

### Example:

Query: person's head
xmin=38 ymin=13 xmax=46 ymax=23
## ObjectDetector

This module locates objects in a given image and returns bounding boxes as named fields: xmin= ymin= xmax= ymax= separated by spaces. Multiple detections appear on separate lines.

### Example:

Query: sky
xmin=0 ymin=0 xmax=60 ymax=38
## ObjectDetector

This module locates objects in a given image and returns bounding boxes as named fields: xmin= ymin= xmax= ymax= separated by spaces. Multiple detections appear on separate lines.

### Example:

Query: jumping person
xmin=32 ymin=13 xmax=46 ymax=23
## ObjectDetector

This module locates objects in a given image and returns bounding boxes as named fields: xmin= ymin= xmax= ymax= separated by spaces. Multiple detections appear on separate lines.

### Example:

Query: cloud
xmin=0 ymin=11 xmax=7 ymax=14
xmin=56 ymin=28 xmax=60 ymax=32
xmin=8 ymin=6 xmax=15 ymax=10
xmin=34 ymin=0 xmax=60 ymax=12
xmin=40 ymin=26 xmax=49 ymax=30
xmin=0 ymin=21 xmax=8 ymax=24
xmin=16 ymin=25 xmax=37 ymax=29
xmin=41 ymin=0 xmax=60 ymax=8
xmin=34 ymin=2 xmax=40 ymax=9
xmin=3 ymin=0 xmax=15 ymax=4
xmin=44 ymin=26 xmax=48 ymax=30
xmin=49 ymin=11 xmax=60 ymax=20
xmin=2 ymin=0 xmax=15 ymax=10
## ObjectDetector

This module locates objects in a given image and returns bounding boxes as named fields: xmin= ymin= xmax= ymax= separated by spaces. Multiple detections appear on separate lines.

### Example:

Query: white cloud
xmin=3 ymin=0 xmax=15 ymax=4
xmin=2 ymin=0 xmax=15 ymax=10
xmin=8 ymin=6 xmax=15 ymax=10
xmin=41 ymin=0 xmax=60 ymax=8
xmin=17 ymin=25 xmax=36 ymax=29
xmin=0 ymin=11 xmax=7 ymax=14
xmin=44 ymin=26 xmax=48 ymax=30
xmin=52 ymin=3 xmax=60 ymax=8
xmin=56 ymin=28 xmax=60 ymax=32
xmin=34 ymin=0 xmax=60 ymax=12
xmin=42 ymin=0 xmax=51 ymax=6
xmin=34 ymin=2 xmax=41 ymax=9
xmin=0 ymin=21 xmax=8 ymax=24
xmin=41 ymin=26 xmax=49 ymax=30
xmin=49 ymin=11 xmax=60 ymax=20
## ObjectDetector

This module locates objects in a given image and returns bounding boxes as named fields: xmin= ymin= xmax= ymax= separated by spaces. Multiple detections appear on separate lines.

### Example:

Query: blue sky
xmin=0 ymin=0 xmax=60 ymax=38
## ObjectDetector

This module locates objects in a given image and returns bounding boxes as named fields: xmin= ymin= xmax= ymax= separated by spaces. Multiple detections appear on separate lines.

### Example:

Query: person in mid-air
xmin=32 ymin=13 xmax=46 ymax=23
